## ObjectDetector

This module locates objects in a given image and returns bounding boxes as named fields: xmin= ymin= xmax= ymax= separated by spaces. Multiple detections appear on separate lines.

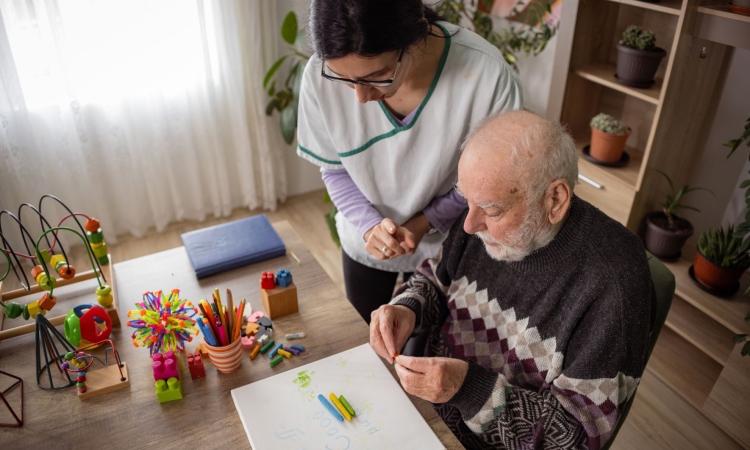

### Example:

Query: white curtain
xmin=0 ymin=0 xmax=287 ymax=252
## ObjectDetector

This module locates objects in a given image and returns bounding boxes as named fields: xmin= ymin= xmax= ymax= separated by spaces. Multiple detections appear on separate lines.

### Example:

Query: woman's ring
xmin=381 ymin=245 xmax=388 ymax=254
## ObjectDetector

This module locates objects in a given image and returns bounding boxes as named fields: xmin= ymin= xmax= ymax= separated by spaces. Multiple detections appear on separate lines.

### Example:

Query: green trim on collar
xmin=298 ymin=144 xmax=342 ymax=165
xmin=337 ymin=23 xmax=452 ymax=159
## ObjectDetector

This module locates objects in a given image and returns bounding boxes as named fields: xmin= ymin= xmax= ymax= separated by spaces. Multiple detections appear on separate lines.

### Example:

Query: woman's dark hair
xmin=309 ymin=0 xmax=445 ymax=60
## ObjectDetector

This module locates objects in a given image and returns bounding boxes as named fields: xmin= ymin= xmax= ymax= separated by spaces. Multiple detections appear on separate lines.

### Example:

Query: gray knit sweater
xmin=392 ymin=196 xmax=654 ymax=449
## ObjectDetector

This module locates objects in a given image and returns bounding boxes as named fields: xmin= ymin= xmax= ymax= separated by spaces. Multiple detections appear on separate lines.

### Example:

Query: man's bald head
xmin=461 ymin=110 xmax=578 ymax=202
xmin=456 ymin=110 xmax=577 ymax=261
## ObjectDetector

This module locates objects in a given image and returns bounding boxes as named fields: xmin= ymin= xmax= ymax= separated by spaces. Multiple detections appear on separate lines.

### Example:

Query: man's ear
xmin=546 ymin=180 xmax=571 ymax=225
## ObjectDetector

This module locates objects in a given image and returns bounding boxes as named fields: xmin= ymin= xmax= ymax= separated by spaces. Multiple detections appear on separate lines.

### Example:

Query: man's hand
xmin=370 ymin=304 xmax=416 ymax=362
xmin=394 ymin=356 xmax=469 ymax=404
xmin=364 ymin=218 xmax=416 ymax=260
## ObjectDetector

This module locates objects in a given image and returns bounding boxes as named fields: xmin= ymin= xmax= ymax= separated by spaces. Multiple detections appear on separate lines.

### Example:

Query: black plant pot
xmin=644 ymin=212 xmax=694 ymax=260
xmin=616 ymin=45 xmax=666 ymax=88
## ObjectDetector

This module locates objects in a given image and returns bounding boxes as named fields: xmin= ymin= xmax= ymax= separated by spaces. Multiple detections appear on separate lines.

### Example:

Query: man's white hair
xmin=460 ymin=110 xmax=578 ymax=204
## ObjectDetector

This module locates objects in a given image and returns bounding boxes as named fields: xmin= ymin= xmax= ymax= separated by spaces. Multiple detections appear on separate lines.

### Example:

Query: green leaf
xmin=739 ymin=236 xmax=750 ymax=254
xmin=281 ymin=12 xmax=298 ymax=45
xmin=294 ymin=27 xmax=308 ymax=54
xmin=265 ymin=98 xmax=280 ymax=116
xmin=743 ymin=341 xmax=750 ymax=357
xmin=267 ymin=80 xmax=276 ymax=97
xmin=741 ymin=179 xmax=750 ymax=189
xmin=263 ymin=55 xmax=288 ymax=89
xmin=734 ymin=334 xmax=748 ymax=344
xmin=280 ymin=106 xmax=297 ymax=144
xmin=325 ymin=205 xmax=341 ymax=248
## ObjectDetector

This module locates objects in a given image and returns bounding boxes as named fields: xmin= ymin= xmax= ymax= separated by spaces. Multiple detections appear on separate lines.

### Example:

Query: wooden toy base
xmin=78 ymin=362 xmax=130 ymax=401
xmin=0 ymin=254 xmax=119 ymax=341
xmin=261 ymin=283 xmax=298 ymax=319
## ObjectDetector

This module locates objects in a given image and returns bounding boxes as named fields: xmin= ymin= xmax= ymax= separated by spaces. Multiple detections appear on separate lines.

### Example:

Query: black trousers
xmin=342 ymin=250 xmax=412 ymax=324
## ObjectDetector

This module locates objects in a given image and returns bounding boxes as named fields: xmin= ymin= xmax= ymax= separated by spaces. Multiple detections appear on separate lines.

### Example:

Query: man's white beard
xmin=476 ymin=204 xmax=557 ymax=262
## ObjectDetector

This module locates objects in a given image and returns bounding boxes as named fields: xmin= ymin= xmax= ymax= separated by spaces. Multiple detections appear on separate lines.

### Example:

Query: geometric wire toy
xmin=35 ymin=313 xmax=76 ymax=390
xmin=59 ymin=338 xmax=128 ymax=400
xmin=0 ymin=370 xmax=23 ymax=427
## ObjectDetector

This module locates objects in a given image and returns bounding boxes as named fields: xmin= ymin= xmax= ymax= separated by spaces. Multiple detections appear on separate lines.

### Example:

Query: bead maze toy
xmin=127 ymin=290 xmax=199 ymax=356
xmin=260 ymin=268 xmax=298 ymax=319
xmin=64 ymin=304 xmax=113 ymax=347
xmin=0 ymin=195 xmax=120 ymax=341
xmin=59 ymin=339 xmax=130 ymax=400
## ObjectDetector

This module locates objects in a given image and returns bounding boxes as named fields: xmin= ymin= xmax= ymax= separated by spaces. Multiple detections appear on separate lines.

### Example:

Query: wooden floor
xmin=1 ymin=189 xmax=740 ymax=449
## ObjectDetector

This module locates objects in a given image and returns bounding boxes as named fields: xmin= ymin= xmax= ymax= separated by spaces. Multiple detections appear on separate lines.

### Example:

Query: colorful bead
xmin=90 ymin=241 xmax=104 ymax=249
xmin=97 ymin=293 xmax=114 ymax=307
xmin=4 ymin=302 xmax=22 ymax=319
xmin=22 ymin=305 xmax=29 ymax=320
xmin=95 ymin=285 xmax=112 ymax=297
xmin=87 ymin=229 xmax=104 ymax=244
xmin=37 ymin=274 xmax=56 ymax=291
xmin=39 ymin=249 xmax=51 ymax=263
xmin=92 ymin=243 xmax=108 ymax=258
xmin=97 ymin=255 xmax=110 ymax=265
xmin=31 ymin=265 xmax=44 ymax=279
xmin=58 ymin=264 xmax=75 ymax=279
xmin=39 ymin=293 xmax=57 ymax=311
xmin=27 ymin=300 xmax=45 ymax=318
xmin=50 ymin=254 xmax=65 ymax=268
xmin=84 ymin=218 xmax=101 ymax=233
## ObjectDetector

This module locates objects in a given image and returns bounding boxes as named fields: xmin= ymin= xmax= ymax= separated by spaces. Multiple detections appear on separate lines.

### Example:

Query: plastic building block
xmin=260 ymin=271 xmax=276 ymax=290
xmin=261 ymin=283 xmax=298 ymax=319
xmin=241 ymin=335 xmax=256 ymax=351
xmin=153 ymin=351 xmax=179 ymax=382
xmin=275 ymin=268 xmax=293 ymax=288
xmin=187 ymin=351 xmax=206 ymax=380
xmin=155 ymin=377 xmax=183 ymax=403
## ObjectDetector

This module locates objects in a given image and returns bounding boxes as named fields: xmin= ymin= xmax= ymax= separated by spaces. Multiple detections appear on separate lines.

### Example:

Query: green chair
xmin=602 ymin=252 xmax=675 ymax=449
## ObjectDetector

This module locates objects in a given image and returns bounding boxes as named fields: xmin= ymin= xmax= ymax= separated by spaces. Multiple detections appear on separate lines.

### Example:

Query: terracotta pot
xmin=732 ymin=0 xmax=750 ymax=9
xmin=590 ymin=126 xmax=630 ymax=163
xmin=644 ymin=212 xmax=693 ymax=259
xmin=693 ymin=251 xmax=746 ymax=290
xmin=616 ymin=45 xmax=666 ymax=88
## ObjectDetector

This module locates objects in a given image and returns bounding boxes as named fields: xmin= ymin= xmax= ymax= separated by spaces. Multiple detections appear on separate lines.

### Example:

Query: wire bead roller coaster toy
xmin=0 ymin=195 xmax=120 ymax=341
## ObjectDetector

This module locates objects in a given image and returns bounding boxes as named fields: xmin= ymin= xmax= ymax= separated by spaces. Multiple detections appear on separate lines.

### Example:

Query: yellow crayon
xmin=278 ymin=349 xmax=292 ymax=359
xmin=329 ymin=393 xmax=352 ymax=421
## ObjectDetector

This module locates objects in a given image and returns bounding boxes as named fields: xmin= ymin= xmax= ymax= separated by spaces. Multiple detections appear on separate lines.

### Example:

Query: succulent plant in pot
xmin=644 ymin=171 xmax=712 ymax=260
xmin=616 ymin=25 xmax=667 ymax=88
xmin=589 ymin=113 xmax=630 ymax=163
xmin=695 ymin=226 xmax=750 ymax=290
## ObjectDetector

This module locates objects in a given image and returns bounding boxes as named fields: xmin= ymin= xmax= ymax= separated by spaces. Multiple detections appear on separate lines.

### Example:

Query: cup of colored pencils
xmin=196 ymin=288 xmax=246 ymax=374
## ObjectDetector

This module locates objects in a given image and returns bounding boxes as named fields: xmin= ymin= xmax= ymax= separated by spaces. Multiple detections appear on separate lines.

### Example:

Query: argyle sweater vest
xmin=393 ymin=196 xmax=654 ymax=449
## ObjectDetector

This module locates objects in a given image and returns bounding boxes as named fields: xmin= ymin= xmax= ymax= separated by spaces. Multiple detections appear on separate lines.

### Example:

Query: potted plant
xmin=616 ymin=25 xmax=667 ymax=88
xmin=589 ymin=113 xmax=630 ymax=163
xmin=644 ymin=171 xmax=712 ymax=260
xmin=695 ymin=226 xmax=750 ymax=290
xmin=734 ymin=312 xmax=750 ymax=357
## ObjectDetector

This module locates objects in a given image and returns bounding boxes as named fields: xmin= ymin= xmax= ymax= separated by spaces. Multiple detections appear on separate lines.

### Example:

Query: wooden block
xmin=78 ymin=362 xmax=130 ymax=401
xmin=199 ymin=343 xmax=208 ymax=358
xmin=261 ymin=283 xmax=298 ymax=319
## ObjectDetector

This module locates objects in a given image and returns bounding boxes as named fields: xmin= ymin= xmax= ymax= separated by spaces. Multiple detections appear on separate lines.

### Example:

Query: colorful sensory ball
xmin=127 ymin=289 xmax=198 ymax=355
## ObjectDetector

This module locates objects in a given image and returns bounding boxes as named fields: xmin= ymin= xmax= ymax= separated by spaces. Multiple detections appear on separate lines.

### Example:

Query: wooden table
xmin=0 ymin=221 xmax=462 ymax=449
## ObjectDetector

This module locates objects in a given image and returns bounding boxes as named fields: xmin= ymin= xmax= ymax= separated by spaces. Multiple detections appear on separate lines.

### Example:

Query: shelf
xmin=607 ymin=0 xmax=683 ymax=15
xmin=575 ymin=139 xmax=643 ymax=190
xmin=664 ymin=295 xmax=735 ymax=366
xmin=662 ymin=257 xmax=750 ymax=335
xmin=647 ymin=327 xmax=723 ymax=410
xmin=698 ymin=5 xmax=750 ymax=24
xmin=575 ymin=64 xmax=662 ymax=105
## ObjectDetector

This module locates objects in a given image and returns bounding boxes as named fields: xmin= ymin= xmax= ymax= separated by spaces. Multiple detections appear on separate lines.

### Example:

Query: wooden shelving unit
xmin=558 ymin=0 xmax=749 ymax=447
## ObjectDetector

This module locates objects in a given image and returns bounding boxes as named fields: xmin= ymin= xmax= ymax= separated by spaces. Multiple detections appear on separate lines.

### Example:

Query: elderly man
xmin=370 ymin=110 xmax=654 ymax=449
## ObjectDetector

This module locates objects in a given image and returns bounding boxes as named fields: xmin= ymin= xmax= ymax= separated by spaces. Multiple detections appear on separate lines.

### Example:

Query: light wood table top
xmin=0 ymin=221 xmax=462 ymax=449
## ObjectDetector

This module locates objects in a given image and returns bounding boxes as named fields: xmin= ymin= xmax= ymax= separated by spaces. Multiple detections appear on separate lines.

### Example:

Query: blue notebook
xmin=181 ymin=215 xmax=286 ymax=279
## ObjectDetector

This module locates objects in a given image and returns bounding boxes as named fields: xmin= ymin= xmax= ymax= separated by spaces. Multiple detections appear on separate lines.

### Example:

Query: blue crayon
xmin=290 ymin=344 xmax=305 ymax=352
xmin=269 ymin=342 xmax=284 ymax=358
xmin=318 ymin=394 xmax=344 ymax=422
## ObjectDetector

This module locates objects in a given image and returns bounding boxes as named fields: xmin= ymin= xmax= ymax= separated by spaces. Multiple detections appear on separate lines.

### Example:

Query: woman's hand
xmin=364 ymin=218 xmax=416 ymax=260
xmin=399 ymin=214 xmax=431 ymax=255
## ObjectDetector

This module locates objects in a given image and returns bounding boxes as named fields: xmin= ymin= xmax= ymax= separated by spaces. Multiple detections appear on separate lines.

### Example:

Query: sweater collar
xmin=502 ymin=196 xmax=590 ymax=273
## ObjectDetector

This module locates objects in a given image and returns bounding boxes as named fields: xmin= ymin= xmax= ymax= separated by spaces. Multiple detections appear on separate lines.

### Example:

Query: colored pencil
xmin=227 ymin=289 xmax=234 ymax=343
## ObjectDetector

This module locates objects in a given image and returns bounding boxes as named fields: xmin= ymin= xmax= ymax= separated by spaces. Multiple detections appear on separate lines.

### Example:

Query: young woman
xmin=297 ymin=0 xmax=522 ymax=323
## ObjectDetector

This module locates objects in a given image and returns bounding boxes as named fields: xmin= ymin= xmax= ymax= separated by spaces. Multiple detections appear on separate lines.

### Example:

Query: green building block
xmin=155 ymin=377 xmax=183 ymax=403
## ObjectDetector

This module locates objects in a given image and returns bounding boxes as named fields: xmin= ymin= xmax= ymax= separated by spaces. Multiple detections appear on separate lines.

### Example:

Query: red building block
xmin=187 ymin=351 xmax=206 ymax=380
xmin=153 ymin=351 xmax=179 ymax=382
xmin=260 ymin=271 xmax=276 ymax=290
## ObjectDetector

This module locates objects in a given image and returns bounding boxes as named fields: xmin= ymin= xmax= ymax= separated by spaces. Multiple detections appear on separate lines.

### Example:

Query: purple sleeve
xmin=321 ymin=168 xmax=383 ymax=239
xmin=423 ymin=189 xmax=468 ymax=234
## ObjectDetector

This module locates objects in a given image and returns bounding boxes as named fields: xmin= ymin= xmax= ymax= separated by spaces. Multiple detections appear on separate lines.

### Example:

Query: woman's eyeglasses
xmin=321 ymin=48 xmax=404 ymax=87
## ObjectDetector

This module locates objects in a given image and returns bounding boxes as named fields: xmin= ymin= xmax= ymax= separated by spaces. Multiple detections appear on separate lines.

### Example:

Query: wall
xmin=678 ymin=47 xmax=750 ymax=254
xmin=274 ymin=0 xmax=324 ymax=197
